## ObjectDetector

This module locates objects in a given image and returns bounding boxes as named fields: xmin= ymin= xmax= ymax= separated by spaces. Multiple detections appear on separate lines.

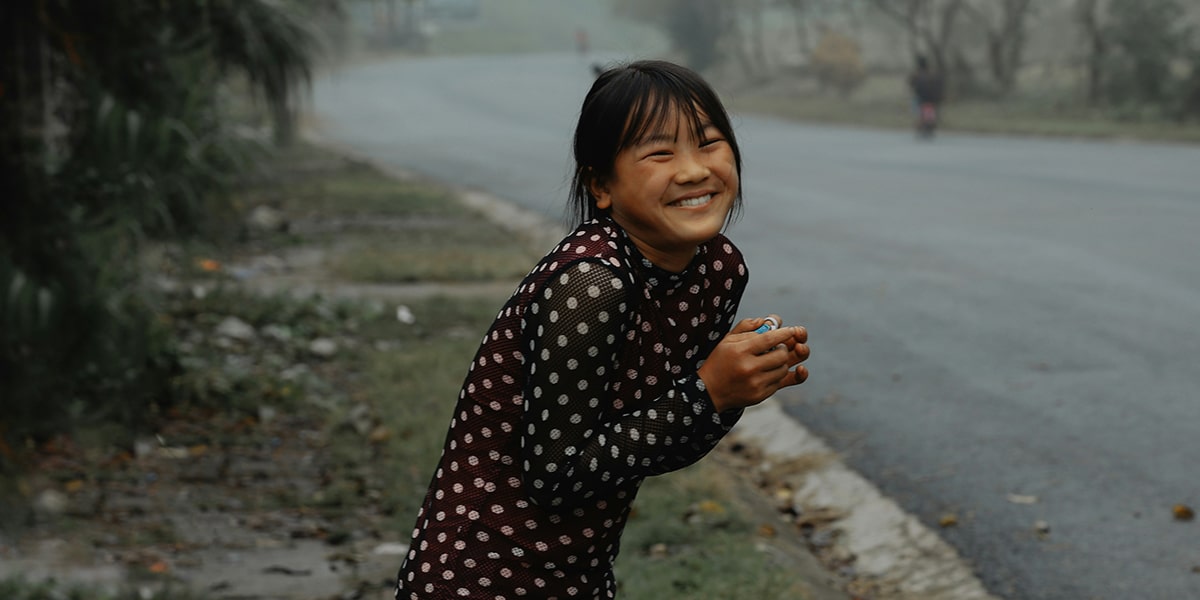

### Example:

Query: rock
xmin=372 ymin=543 xmax=410 ymax=556
xmin=216 ymin=317 xmax=256 ymax=341
xmin=396 ymin=305 xmax=415 ymax=324
xmin=347 ymin=404 xmax=374 ymax=436
xmin=34 ymin=490 xmax=69 ymax=515
xmin=262 ymin=324 xmax=293 ymax=342
xmin=309 ymin=338 xmax=338 ymax=357
xmin=247 ymin=205 xmax=287 ymax=232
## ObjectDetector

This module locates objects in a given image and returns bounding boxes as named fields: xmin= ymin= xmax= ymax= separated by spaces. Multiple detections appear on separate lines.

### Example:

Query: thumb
xmin=730 ymin=315 xmax=775 ymax=335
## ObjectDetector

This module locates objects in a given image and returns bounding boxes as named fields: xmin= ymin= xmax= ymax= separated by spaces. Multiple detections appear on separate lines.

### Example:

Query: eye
xmin=700 ymin=138 xmax=724 ymax=148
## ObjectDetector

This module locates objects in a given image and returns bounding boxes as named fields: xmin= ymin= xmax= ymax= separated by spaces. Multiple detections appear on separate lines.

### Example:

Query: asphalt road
xmin=312 ymin=53 xmax=1200 ymax=600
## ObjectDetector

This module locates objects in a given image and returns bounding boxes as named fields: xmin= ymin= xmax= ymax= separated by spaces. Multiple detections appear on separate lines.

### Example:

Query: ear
xmin=589 ymin=177 xmax=613 ymax=211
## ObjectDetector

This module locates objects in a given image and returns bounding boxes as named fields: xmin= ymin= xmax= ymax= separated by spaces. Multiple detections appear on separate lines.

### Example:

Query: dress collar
xmin=597 ymin=216 xmax=695 ymax=294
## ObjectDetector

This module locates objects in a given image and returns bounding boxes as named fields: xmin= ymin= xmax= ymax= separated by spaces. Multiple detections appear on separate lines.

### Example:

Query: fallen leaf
xmin=1173 ymin=504 xmax=1195 ymax=521
xmin=938 ymin=513 xmax=958 ymax=528
xmin=1034 ymin=520 xmax=1051 ymax=536
xmin=197 ymin=258 xmax=221 ymax=272
xmin=757 ymin=524 xmax=777 ymax=538
xmin=148 ymin=561 xmax=169 ymax=574
xmin=368 ymin=426 xmax=392 ymax=444
xmin=64 ymin=479 xmax=84 ymax=494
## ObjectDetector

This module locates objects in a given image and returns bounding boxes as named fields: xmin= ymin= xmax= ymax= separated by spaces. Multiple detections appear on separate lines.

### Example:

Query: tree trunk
xmin=1 ymin=2 xmax=47 ymax=218
xmin=1075 ymin=0 xmax=1107 ymax=105
xmin=966 ymin=0 xmax=1032 ymax=96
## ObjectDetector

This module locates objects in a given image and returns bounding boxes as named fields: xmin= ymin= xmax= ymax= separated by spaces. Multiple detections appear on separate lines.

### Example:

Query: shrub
xmin=810 ymin=30 xmax=867 ymax=97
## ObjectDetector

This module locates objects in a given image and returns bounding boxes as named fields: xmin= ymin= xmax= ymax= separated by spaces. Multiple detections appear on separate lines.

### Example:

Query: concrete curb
xmin=734 ymin=399 xmax=1001 ymax=600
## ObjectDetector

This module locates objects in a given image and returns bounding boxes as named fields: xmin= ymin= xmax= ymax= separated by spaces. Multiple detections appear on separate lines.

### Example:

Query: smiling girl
xmin=394 ymin=59 xmax=810 ymax=600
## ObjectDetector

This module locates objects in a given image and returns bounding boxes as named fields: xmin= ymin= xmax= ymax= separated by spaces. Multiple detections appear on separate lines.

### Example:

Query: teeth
xmin=674 ymin=194 xmax=711 ymax=207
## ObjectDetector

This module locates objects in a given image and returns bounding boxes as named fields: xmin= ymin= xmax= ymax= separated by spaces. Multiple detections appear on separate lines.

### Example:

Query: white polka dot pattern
xmin=396 ymin=217 xmax=748 ymax=599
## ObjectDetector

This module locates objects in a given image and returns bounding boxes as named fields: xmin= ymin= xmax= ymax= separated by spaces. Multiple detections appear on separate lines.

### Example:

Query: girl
xmin=395 ymin=59 xmax=809 ymax=600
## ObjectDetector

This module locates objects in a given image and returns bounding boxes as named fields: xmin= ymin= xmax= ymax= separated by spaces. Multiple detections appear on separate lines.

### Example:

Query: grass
xmin=328 ymin=228 xmax=540 ymax=283
xmin=727 ymin=70 xmax=1200 ymax=144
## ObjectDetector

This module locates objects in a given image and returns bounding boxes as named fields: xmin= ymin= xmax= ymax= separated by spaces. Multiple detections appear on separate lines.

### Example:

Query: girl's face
xmin=590 ymin=107 xmax=739 ymax=273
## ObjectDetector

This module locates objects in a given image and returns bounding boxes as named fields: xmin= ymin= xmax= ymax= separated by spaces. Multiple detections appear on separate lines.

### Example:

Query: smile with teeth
xmin=670 ymin=193 xmax=712 ymax=208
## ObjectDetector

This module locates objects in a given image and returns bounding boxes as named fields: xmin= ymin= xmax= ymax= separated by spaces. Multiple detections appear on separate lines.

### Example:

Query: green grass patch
xmin=617 ymin=463 xmax=818 ymax=600
xmin=279 ymin=172 xmax=467 ymax=217
xmin=328 ymin=227 xmax=538 ymax=283
xmin=360 ymin=295 xmax=499 ymax=522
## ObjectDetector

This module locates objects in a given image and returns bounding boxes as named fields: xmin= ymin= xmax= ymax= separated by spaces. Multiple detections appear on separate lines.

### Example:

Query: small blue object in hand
xmin=753 ymin=316 xmax=780 ymax=334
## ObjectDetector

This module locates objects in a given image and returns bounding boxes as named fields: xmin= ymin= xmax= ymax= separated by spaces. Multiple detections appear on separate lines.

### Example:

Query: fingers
xmin=750 ymin=325 xmax=804 ymax=355
xmin=731 ymin=315 xmax=777 ymax=335
xmin=778 ymin=365 xmax=809 ymax=388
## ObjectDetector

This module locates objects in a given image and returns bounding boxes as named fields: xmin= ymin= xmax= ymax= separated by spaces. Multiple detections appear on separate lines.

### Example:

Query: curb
xmin=733 ymin=399 xmax=1001 ymax=600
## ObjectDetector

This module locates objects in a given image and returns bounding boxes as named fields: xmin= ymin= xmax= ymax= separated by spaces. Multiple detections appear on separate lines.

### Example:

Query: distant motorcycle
xmin=916 ymin=102 xmax=938 ymax=139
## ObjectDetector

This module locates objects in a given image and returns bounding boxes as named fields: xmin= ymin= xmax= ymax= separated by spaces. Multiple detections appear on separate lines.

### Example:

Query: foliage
xmin=810 ymin=30 xmax=867 ymax=97
xmin=1099 ymin=0 xmax=1196 ymax=116
xmin=0 ymin=1 xmax=333 ymax=461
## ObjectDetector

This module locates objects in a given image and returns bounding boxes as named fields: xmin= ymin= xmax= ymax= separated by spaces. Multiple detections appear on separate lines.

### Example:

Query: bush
xmin=0 ymin=0 xmax=326 ymax=466
xmin=810 ymin=30 xmax=866 ymax=97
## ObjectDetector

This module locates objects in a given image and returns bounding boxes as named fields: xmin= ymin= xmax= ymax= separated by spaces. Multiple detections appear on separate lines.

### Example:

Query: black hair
xmin=568 ymin=60 xmax=743 ymax=227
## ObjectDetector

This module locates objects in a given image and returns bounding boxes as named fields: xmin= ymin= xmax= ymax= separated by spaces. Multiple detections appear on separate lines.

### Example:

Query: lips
xmin=669 ymin=193 xmax=712 ymax=208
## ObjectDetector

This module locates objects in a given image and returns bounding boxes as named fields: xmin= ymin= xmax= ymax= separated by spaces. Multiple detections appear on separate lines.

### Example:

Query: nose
xmin=674 ymin=150 xmax=710 ymax=184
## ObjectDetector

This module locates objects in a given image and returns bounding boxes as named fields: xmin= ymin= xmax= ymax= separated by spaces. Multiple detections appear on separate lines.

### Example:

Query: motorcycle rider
xmin=908 ymin=55 xmax=945 ymax=138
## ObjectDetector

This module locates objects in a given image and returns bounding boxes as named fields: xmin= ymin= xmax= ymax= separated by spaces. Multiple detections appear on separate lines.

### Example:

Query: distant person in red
xmin=908 ymin=55 xmax=945 ymax=138
xmin=575 ymin=27 xmax=589 ymax=56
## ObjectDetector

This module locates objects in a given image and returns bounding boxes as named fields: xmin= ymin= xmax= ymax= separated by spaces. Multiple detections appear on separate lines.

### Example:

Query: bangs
xmin=618 ymin=89 xmax=708 ymax=151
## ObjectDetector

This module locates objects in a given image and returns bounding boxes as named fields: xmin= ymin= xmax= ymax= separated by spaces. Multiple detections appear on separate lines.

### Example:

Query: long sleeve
xmin=519 ymin=259 xmax=740 ymax=509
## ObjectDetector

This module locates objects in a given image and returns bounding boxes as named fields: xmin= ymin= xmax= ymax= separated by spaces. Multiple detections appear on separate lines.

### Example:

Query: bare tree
xmin=1075 ymin=0 xmax=1108 ymax=105
xmin=776 ymin=0 xmax=862 ymax=63
xmin=725 ymin=0 xmax=771 ymax=80
xmin=864 ymin=0 xmax=968 ymax=77
xmin=962 ymin=0 xmax=1036 ymax=94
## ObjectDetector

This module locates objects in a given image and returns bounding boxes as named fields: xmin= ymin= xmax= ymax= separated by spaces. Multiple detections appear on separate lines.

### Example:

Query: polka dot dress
xmin=395 ymin=216 xmax=749 ymax=599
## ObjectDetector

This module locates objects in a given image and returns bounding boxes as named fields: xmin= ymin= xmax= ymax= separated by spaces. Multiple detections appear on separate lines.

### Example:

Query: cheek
xmin=721 ymin=161 xmax=740 ymax=196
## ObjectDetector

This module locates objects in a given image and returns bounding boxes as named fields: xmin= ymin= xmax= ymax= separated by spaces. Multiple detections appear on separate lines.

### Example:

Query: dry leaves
xmin=1173 ymin=504 xmax=1194 ymax=521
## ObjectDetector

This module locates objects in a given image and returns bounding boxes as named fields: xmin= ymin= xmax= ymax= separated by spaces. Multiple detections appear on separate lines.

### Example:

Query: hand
xmin=697 ymin=315 xmax=810 ymax=413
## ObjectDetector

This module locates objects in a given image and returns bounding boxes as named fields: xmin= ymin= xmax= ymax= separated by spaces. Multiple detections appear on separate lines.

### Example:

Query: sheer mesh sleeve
xmin=519 ymin=259 xmax=741 ymax=509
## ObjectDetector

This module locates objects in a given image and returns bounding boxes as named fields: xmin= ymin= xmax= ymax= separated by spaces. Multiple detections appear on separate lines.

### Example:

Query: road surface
xmin=312 ymin=53 xmax=1200 ymax=600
